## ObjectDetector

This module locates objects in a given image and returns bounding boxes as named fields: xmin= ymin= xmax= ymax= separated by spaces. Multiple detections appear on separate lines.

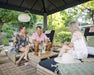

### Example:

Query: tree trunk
xmin=50 ymin=15 xmax=52 ymax=25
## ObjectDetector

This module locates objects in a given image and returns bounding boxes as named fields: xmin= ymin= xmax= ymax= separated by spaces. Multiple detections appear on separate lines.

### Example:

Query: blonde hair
xmin=69 ymin=21 xmax=87 ymax=44
xmin=69 ymin=22 xmax=80 ymax=33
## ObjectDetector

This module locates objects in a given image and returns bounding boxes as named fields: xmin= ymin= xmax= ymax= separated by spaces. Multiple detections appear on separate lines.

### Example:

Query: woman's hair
xmin=69 ymin=21 xmax=87 ymax=44
xmin=18 ymin=24 xmax=25 ymax=31
xmin=69 ymin=21 xmax=81 ymax=33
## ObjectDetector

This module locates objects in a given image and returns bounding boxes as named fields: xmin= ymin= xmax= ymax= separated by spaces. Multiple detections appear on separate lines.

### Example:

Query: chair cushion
xmin=45 ymin=30 xmax=55 ymax=43
xmin=87 ymin=36 xmax=94 ymax=47
xmin=87 ymin=46 xmax=94 ymax=55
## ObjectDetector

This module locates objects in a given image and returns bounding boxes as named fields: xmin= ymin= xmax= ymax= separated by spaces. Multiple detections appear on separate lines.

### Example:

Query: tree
xmin=0 ymin=8 xmax=37 ymax=33
xmin=80 ymin=0 xmax=94 ymax=24
xmin=0 ymin=8 xmax=21 ymax=32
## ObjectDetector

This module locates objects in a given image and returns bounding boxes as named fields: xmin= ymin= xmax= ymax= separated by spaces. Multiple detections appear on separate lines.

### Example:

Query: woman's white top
xmin=68 ymin=31 xmax=88 ymax=59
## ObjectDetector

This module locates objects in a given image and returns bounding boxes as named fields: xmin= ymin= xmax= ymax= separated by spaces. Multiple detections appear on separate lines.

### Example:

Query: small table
xmin=28 ymin=51 xmax=58 ymax=67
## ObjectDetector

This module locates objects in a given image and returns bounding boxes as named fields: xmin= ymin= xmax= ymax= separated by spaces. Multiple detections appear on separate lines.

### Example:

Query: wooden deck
xmin=0 ymin=51 xmax=37 ymax=75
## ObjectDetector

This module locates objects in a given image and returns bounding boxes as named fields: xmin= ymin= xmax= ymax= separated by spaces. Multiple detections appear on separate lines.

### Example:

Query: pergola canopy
xmin=0 ymin=0 xmax=90 ymax=15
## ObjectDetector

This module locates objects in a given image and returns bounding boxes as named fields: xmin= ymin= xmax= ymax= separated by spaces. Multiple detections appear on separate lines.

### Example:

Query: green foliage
xmin=56 ymin=31 xmax=72 ymax=43
xmin=1 ymin=38 xmax=9 ymax=46
xmin=6 ymin=30 xmax=14 ymax=38
xmin=1 ymin=23 xmax=9 ymax=32
xmin=80 ymin=0 xmax=94 ymax=24
xmin=2 ymin=23 xmax=14 ymax=38
xmin=64 ymin=16 xmax=76 ymax=27
xmin=0 ymin=8 xmax=21 ymax=23
xmin=27 ymin=28 xmax=36 ymax=35
xmin=55 ymin=25 xmax=69 ymax=34
xmin=47 ymin=25 xmax=55 ymax=30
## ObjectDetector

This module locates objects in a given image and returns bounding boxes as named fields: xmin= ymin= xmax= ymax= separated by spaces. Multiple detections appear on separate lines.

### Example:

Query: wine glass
xmin=50 ymin=48 xmax=53 ymax=54
xmin=39 ymin=44 xmax=42 ymax=56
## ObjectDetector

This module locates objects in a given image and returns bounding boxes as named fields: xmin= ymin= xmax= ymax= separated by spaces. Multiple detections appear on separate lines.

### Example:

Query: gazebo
xmin=0 ymin=0 xmax=90 ymax=31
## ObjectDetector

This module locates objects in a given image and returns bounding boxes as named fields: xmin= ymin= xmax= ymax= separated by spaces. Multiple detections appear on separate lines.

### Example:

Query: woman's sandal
xmin=24 ymin=57 xmax=29 ymax=61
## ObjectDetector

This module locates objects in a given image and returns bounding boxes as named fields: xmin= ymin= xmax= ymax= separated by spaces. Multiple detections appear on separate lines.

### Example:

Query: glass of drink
xmin=50 ymin=48 xmax=53 ymax=54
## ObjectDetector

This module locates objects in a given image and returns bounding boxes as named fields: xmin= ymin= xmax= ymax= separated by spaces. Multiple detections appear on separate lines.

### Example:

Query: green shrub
xmin=6 ymin=30 xmax=14 ymax=38
xmin=56 ymin=31 xmax=72 ymax=43
xmin=2 ymin=23 xmax=14 ymax=38
xmin=1 ymin=38 xmax=9 ymax=46
xmin=2 ymin=23 xmax=9 ymax=32
xmin=47 ymin=25 xmax=55 ymax=30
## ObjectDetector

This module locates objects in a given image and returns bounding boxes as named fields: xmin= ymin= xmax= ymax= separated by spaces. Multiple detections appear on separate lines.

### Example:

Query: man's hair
xmin=36 ymin=26 xmax=42 ymax=29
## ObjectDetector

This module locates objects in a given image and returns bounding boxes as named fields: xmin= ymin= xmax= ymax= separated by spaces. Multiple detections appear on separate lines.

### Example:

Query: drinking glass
xmin=50 ymin=48 xmax=53 ymax=54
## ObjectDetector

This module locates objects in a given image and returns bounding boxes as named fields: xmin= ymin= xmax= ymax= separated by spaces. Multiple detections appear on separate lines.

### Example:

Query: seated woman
xmin=15 ymin=24 xmax=31 ymax=65
xmin=58 ymin=22 xmax=88 ymax=59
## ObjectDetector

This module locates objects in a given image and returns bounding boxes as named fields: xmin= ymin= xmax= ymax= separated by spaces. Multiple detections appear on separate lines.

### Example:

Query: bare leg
xmin=16 ymin=53 xmax=25 ymax=65
xmin=46 ymin=42 xmax=51 ymax=51
xmin=34 ymin=42 xmax=39 ymax=52
xmin=16 ymin=45 xmax=30 ymax=65
xmin=24 ymin=45 xmax=30 ymax=61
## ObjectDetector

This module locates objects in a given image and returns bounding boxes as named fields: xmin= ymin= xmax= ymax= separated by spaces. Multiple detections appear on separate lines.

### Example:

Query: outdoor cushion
xmin=38 ymin=55 xmax=94 ymax=73
xmin=87 ymin=46 xmax=94 ymax=55
xmin=55 ymin=62 xmax=94 ymax=75
xmin=39 ymin=58 xmax=57 ymax=72
xmin=87 ymin=36 xmax=94 ymax=47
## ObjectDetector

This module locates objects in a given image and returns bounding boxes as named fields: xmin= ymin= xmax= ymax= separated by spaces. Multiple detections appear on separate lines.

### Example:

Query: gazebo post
xmin=43 ymin=13 xmax=47 ymax=32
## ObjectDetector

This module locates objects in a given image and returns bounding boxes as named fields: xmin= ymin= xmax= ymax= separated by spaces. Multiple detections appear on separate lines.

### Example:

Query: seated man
xmin=32 ymin=26 xmax=51 ymax=52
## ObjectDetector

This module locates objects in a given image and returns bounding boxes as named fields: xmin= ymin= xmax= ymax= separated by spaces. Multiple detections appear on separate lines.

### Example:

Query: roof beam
xmin=47 ymin=0 xmax=90 ymax=15
xmin=42 ymin=0 xmax=46 ymax=13
xmin=62 ymin=0 xmax=67 ymax=5
xmin=48 ymin=0 xmax=58 ymax=8
xmin=30 ymin=0 xmax=38 ymax=10
xmin=19 ymin=0 xmax=24 ymax=7
xmin=0 ymin=2 xmax=43 ymax=15
xmin=6 ymin=0 xmax=8 ymax=5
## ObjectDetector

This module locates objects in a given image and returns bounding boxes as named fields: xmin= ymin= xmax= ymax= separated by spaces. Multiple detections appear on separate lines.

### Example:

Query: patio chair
xmin=84 ymin=27 xmax=94 ymax=40
xmin=84 ymin=27 xmax=94 ymax=58
xmin=45 ymin=30 xmax=55 ymax=46
xmin=8 ymin=39 xmax=19 ymax=64
xmin=8 ymin=39 xmax=33 ymax=64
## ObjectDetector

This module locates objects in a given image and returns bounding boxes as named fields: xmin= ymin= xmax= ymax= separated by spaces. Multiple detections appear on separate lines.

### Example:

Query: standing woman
xmin=59 ymin=22 xmax=88 ymax=59
xmin=15 ymin=24 xmax=31 ymax=65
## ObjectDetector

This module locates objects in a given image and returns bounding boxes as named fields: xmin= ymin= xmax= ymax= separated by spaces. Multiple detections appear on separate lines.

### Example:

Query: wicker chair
xmin=8 ymin=37 xmax=33 ymax=64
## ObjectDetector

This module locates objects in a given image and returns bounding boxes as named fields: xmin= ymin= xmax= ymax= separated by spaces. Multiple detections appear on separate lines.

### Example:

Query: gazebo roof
xmin=0 ymin=0 xmax=90 ymax=15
